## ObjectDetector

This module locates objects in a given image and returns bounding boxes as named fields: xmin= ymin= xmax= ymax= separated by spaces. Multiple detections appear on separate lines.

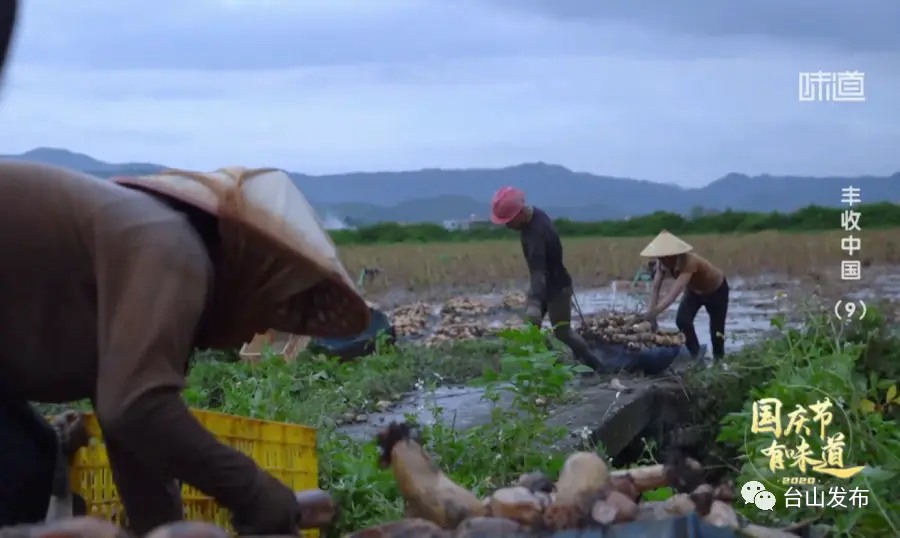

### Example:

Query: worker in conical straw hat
xmin=639 ymin=230 xmax=729 ymax=362
xmin=491 ymin=186 xmax=606 ymax=373
xmin=0 ymin=163 xmax=367 ymax=533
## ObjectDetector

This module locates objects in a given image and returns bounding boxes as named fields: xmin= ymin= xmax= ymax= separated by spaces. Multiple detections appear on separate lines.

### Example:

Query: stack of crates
xmin=69 ymin=410 xmax=318 ymax=537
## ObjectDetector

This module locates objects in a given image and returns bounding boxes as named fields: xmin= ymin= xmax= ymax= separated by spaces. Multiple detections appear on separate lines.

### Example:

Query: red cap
xmin=490 ymin=186 xmax=526 ymax=224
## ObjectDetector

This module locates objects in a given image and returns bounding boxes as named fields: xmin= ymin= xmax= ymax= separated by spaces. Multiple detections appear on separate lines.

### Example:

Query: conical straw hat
xmin=113 ymin=167 xmax=369 ymax=338
xmin=640 ymin=230 xmax=693 ymax=257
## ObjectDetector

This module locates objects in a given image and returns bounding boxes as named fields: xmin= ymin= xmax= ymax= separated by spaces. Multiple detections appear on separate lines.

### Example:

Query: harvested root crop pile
xmin=489 ymin=318 xmax=526 ymax=334
xmin=420 ymin=296 xmax=496 ymax=347
xmin=499 ymin=290 xmax=526 ymax=310
xmin=423 ymin=322 xmax=486 ymax=347
xmin=358 ymin=421 xmax=803 ymax=538
xmin=0 ymin=490 xmax=337 ymax=538
xmin=441 ymin=297 xmax=490 ymax=316
xmin=581 ymin=314 xmax=685 ymax=351
xmin=12 ymin=421 xmax=806 ymax=538
xmin=391 ymin=303 xmax=432 ymax=337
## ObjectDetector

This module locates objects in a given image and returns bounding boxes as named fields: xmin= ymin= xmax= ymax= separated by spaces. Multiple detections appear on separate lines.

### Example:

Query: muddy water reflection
xmin=572 ymin=277 xmax=792 ymax=352
xmin=345 ymin=273 xmax=897 ymax=440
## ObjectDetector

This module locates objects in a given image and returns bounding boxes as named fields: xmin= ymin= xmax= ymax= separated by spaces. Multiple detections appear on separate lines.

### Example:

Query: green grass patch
xmin=37 ymin=309 xmax=900 ymax=537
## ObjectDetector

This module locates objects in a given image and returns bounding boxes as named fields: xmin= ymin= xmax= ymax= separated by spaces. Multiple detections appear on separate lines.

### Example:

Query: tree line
xmin=328 ymin=202 xmax=900 ymax=245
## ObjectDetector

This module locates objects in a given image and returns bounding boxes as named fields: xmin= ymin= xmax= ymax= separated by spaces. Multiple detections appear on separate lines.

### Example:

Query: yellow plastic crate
xmin=69 ymin=410 xmax=318 ymax=536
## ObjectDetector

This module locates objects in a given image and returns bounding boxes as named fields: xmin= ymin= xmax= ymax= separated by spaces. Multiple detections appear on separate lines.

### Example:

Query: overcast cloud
xmin=0 ymin=0 xmax=897 ymax=186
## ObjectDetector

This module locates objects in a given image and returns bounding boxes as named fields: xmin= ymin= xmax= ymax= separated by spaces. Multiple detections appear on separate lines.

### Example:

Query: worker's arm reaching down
xmin=646 ymin=262 xmax=693 ymax=316
xmin=648 ymin=270 xmax=693 ymax=318
xmin=92 ymin=222 xmax=299 ymax=537
xmin=648 ymin=267 xmax=664 ymax=313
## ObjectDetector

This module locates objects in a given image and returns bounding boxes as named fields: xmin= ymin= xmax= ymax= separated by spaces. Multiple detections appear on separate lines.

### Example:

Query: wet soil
xmin=379 ymin=267 xmax=900 ymax=352
xmin=381 ymin=275 xmax=801 ymax=354
xmin=345 ymin=267 xmax=900 ymax=461
xmin=337 ymin=377 xmax=687 ymax=462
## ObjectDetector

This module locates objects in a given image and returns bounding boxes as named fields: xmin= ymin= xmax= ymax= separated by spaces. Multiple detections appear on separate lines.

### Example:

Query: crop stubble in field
xmin=340 ymin=230 xmax=900 ymax=293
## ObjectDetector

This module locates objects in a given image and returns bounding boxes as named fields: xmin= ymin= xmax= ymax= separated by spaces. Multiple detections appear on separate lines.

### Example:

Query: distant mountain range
xmin=4 ymin=147 xmax=899 ymax=224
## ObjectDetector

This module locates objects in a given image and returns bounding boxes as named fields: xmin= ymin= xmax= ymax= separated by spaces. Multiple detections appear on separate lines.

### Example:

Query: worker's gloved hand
xmin=231 ymin=478 xmax=337 ymax=535
xmin=523 ymin=300 xmax=542 ymax=326
xmin=230 ymin=473 xmax=302 ymax=535
xmin=294 ymin=489 xmax=338 ymax=529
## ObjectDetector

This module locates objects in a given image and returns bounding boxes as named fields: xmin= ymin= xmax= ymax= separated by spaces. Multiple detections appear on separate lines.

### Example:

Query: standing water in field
xmin=572 ymin=277 xmax=791 ymax=353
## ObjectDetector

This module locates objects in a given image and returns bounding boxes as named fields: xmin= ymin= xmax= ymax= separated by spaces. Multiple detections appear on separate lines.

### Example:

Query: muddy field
xmin=327 ymin=266 xmax=900 ymax=445
xmin=369 ymin=265 xmax=900 ymax=355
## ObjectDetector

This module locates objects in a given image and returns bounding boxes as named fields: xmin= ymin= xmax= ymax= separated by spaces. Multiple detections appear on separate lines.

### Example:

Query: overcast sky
xmin=0 ymin=0 xmax=897 ymax=186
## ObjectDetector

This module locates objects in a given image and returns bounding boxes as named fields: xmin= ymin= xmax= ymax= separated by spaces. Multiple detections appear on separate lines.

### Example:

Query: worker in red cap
xmin=491 ymin=187 xmax=605 ymax=372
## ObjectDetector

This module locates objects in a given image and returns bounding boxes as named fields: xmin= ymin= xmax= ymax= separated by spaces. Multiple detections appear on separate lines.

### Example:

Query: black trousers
xmin=0 ymin=398 xmax=58 ymax=526
xmin=534 ymin=287 xmax=604 ymax=371
xmin=676 ymin=279 xmax=730 ymax=360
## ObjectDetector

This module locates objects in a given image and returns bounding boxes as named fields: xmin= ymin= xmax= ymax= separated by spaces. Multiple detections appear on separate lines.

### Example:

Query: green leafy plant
xmin=472 ymin=323 xmax=592 ymax=410
xmin=859 ymin=377 xmax=900 ymax=414
xmin=314 ymin=326 xmax=578 ymax=535
xmin=716 ymin=306 xmax=900 ymax=537
xmin=36 ymin=304 xmax=900 ymax=537
xmin=643 ymin=487 xmax=675 ymax=502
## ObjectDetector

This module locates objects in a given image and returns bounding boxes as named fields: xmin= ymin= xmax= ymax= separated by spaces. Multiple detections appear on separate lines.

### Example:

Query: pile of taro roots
xmin=0 ymin=421 xmax=811 ymax=538
xmin=349 ymin=422 xmax=811 ymax=538
xmin=0 ymin=489 xmax=336 ymax=538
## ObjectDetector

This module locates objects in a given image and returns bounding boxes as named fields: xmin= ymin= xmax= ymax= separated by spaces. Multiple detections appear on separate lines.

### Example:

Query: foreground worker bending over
xmin=490 ymin=186 xmax=605 ymax=372
xmin=0 ymin=164 xmax=370 ymax=534
xmin=639 ymin=231 xmax=729 ymax=362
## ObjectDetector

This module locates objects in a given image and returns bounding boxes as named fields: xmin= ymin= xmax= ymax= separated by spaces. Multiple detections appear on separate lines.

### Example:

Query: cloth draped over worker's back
xmin=114 ymin=167 xmax=369 ymax=340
